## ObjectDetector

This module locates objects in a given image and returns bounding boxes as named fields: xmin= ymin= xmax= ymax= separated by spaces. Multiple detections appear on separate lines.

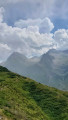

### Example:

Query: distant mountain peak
xmin=63 ymin=49 xmax=68 ymax=53
xmin=47 ymin=49 xmax=57 ymax=54
xmin=10 ymin=52 xmax=26 ymax=57
xmin=7 ymin=52 xmax=27 ymax=61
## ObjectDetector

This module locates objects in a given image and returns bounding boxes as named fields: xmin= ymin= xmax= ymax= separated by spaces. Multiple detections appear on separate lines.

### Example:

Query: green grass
xmin=0 ymin=66 xmax=68 ymax=120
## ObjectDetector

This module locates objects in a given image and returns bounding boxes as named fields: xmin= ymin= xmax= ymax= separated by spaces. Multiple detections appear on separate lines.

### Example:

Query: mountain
xmin=0 ymin=66 xmax=68 ymax=120
xmin=2 ymin=49 xmax=68 ymax=90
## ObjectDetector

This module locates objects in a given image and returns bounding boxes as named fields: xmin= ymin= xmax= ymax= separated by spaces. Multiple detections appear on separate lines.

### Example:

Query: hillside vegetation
xmin=0 ymin=66 xmax=68 ymax=120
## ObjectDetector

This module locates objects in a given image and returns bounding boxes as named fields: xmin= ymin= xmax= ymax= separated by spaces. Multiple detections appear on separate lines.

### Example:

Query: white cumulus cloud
xmin=0 ymin=6 xmax=68 ymax=62
xmin=54 ymin=29 xmax=68 ymax=49
xmin=15 ymin=17 xmax=54 ymax=33
xmin=0 ymin=7 xmax=55 ymax=61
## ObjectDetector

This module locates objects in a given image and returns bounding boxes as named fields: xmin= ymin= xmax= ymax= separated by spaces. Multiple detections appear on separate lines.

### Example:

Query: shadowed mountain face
xmin=2 ymin=49 xmax=68 ymax=90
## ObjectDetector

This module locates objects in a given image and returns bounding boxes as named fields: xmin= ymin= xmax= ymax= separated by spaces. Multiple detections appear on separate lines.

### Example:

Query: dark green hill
xmin=0 ymin=66 xmax=68 ymax=120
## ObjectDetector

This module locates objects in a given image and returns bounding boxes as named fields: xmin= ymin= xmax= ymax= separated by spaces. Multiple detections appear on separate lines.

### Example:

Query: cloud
xmin=54 ymin=29 xmax=68 ymax=49
xmin=1 ymin=0 xmax=68 ymax=27
xmin=54 ymin=0 xmax=68 ymax=19
xmin=27 ymin=26 xmax=39 ymax=33
xmin=15 ymin=17 xmax=54 ymax=33
xmin=39 ymin=18 xmax=54 ymax=33
xmin=0 ymin=7 xmax=5 ymax=22
xmin=0 ymin=7 xmax=55 ymax=61
xmin=0 ymin=43 xmax=11 ymax=62
xmin=15 ymin=18 xmax=41 ymax=28
xmin=0 ymin=0 xmax=24 ymax=6
xmin=0 ymin=21 xmax=55 ymax=58
xmin=2 ymin=0 xmax=55 ymax=25
xmin=0 ymin=5 xmax=68 ymax=61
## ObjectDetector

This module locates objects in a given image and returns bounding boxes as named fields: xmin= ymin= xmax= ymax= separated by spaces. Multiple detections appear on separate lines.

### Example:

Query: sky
xmin=0 ymin=0 xmax=68 ymax=62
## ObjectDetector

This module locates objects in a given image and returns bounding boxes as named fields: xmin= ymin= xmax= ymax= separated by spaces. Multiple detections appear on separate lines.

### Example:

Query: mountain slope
xmin=0 ymin=66 xmax=68 ymax=120
xmin=2 ymin=49 xmax=68 ymax=90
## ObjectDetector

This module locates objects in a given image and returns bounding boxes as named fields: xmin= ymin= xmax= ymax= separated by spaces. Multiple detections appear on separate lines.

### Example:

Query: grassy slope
xmin=0 ymin=66 xmax=68 ymax=120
